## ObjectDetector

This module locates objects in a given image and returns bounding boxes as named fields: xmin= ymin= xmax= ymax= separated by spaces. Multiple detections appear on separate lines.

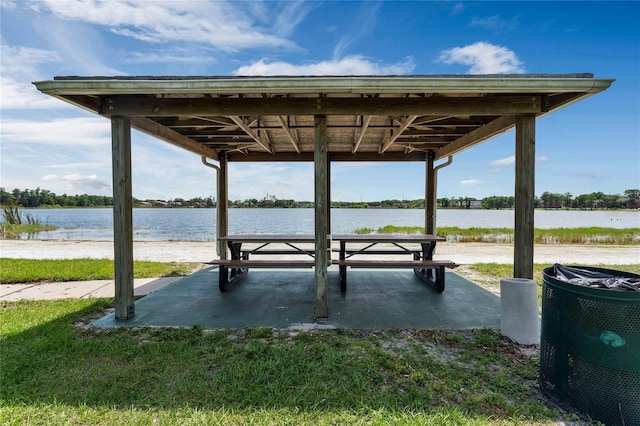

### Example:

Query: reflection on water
xmin=15 ymin=208 xmax=640 ymax=242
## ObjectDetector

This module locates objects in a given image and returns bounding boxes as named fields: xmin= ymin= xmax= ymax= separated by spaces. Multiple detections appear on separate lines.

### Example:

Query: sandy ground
xmin=1 ymin=239 xmax=638 ymax=265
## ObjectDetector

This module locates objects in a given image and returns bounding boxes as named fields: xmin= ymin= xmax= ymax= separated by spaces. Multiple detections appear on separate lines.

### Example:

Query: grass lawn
xmin=0 ymin=258 xmax=201 ymax=284
xmin=1 ymin=258 xmax=636 ymax=424
xmin=0 ymin=299 xmax=587 ymax=425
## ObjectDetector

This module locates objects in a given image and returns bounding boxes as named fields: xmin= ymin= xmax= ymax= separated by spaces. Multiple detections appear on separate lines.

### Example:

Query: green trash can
xmin=540 ymin=265 xmax=640 ymax=425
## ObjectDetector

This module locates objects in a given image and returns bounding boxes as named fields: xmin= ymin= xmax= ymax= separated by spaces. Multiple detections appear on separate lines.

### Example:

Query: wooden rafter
xmin=435 ymin=115 xmax=516 ymax=160
xmin=259 ymin=118 xmax=272 ymax=153
xmin=229 ymin=116 xmax=273 ymax=153
xmin=352 ymin=115 xmax=372 ymax=154
xmin=129 ymin=117 xmax=219 ymax=160
xmin=380 ymin=115 xmax=418 ymax=153
xmin=276 ymin=115 xmax=301 ymax=153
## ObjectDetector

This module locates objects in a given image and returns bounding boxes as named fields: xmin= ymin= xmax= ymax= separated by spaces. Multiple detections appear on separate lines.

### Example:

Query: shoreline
xmin=1 ymin=239 xmax=638 ymax=265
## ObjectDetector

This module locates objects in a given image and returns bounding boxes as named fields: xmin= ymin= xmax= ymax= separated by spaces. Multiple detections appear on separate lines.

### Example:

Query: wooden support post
xmin=425 ymin=152 xmax=436 ymax=234
xmin=514 ymin=115 xmax=536 ymax=279
xmin=217 ymin=152 xmax=229 ymax=259
xmin=327 ymin=156 xmax=331 ymax=234
xmin=314 ymin=115 xmax=329 ymax=319
xmin=111 ymin=116 xmax=134 ymax=320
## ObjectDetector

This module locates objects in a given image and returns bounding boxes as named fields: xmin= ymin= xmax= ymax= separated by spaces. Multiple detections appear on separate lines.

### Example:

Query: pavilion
xmin=34 ymin=74 xmax=613 ymax=321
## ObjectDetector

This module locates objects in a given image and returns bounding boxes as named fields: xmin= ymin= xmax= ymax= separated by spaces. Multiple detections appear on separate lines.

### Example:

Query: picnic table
xmin=211 ymin=234 xmax=330 ymax=292
xmin=208 ymin=233 xmax=457 ymax=293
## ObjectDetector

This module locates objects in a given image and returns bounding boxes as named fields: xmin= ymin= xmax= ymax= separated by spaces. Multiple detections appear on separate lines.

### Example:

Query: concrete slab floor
xmin=92 ymin=267 xmax=500 ymax=330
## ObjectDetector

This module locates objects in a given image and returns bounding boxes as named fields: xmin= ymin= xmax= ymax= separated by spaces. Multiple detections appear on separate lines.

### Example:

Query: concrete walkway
xmin=0 ymin=277 xmax=181 ymax=301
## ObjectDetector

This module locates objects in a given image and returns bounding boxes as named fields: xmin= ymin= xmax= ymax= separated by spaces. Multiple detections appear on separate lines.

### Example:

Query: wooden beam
xmin=425 ymin=152 xmax=435 ymax=234
xmin=435 ymin=115 xmax=516 ymax=160
xmin=514 ymin=115 xmax=536 ymax=279
xmin=229 ymin=116 xmax=273 ymax=153
xmin=217 ymin=152 xmax=229 ymax=259
xmin=380 ymin=115 xmax=418 ymax=153
xmin=101 ymin=96 xmax=543 ymax=116
xmin=399 ymin=129 xmax=467 ymax=137
xmin=111 ymin=116 xmax=134 ymax=320
xmin=226 ymin=151 xmax=428 ymax=162
xmin=314 ymin=115 xmax=329 ymax=320
xmin=157 ymin=116 xmax=235 ymax=127
xmin=352 ymin=115 xmax=372 ymax=153
xmin=276 ymin=116 xmax=301 ymax=153
xmin=129 ymin=116 xmax=219 ymax=160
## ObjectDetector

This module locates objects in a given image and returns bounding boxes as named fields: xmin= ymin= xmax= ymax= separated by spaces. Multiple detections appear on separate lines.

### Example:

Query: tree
xmin=0 ymin=188 xmax=16 ymax=205
xmin=624 ymin=189 xmax=640 ymax=208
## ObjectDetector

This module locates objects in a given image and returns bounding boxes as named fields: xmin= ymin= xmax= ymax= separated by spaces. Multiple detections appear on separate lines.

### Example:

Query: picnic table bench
xmin=332 ymin=234 xmax=458 ymax=293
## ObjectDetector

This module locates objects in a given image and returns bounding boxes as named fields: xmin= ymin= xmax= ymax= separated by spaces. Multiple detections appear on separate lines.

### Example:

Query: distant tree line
xmin=2 ymin=187 xmax=638 ymax=210
xmin=0 ymin=187 xmax=113 ymax=208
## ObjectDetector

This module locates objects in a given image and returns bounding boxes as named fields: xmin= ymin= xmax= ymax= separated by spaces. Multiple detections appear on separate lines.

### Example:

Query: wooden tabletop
xmin=219 ymin=234 xmax=443 ymax=243
xmin=219 ymin=234 xmax=326 ymax=243
xmin=332 ymin=234 xmax=444 ymax=243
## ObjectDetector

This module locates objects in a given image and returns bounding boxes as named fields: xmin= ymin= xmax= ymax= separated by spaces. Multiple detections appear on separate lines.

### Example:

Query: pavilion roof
xmin=34 ymin=74 xmax=613 ymax=162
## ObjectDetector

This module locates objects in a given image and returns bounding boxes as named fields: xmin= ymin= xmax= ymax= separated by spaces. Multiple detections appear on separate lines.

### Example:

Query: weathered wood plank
xmin=514 ymin=115 xmax=536 ymax=279
xmin=425 ymin=152 xmax=436 ymax=234
xmin=352 ymin=115 xmax=372 ymax=153
xmin=276 ymin=116 xmax=301 ymax=153
xmin=435 ymin=115 xmax=516 ymax=160
xmin=129 ymin=116 xmax=219 ymax=160
xmin=314 ymin=115 xmax=329 ymax=319
xmin=229 ymin=116 xmax=272 ymax=153
xmin=208 ymin=259 xmax=318 ymax=267
xmin=217 ymin=152 xmax=229 ymax=259
xmin=102 ymin=96 xmax=543 ymax=117
xmin=111 ymin=116 xmax=134 ymax=320
xmin=380 ymin=115 xmax=418 ymax=153
xmin=336 ymin=260 xmax=458 ymax=268
xmin=226 ymin=151 xmax=428 ymax=162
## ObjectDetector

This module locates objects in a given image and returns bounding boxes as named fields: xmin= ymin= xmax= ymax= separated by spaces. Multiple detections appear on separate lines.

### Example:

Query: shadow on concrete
xmin=92 ymin=267 xmax=500 ymax=329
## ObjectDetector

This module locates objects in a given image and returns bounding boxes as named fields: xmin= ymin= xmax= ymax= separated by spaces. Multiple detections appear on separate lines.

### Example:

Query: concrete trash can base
xmin=500 ymin=277 xmax=540 ymax=344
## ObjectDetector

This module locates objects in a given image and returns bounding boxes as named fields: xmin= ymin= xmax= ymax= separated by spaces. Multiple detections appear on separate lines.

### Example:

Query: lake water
xmin=17 ymin=208 xmax=640 ymax=242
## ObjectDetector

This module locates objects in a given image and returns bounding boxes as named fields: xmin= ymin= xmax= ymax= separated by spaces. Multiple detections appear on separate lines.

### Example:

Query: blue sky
xmin=1 ymin=1 xmax=638 ymax=202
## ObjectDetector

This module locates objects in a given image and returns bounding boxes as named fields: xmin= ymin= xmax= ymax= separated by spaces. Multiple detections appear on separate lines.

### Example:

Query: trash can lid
xmin=550 ymin=264 xmax=640 ymax=291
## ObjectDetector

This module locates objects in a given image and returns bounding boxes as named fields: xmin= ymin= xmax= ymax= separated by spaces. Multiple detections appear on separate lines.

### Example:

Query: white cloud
xmin=470 ymin=15 xmax=519 ymax=31
xmin=1 ymin=1 xmax=18 ymax=10
xmin=122 ymin=50 xmax=218 ymax=64
xmin=438 ymin=41 xmax=525 ymax=74
xmin=490 ymin=155 xmax=550 ymax=168
xmin=42 ymin=173 xmax=110 ymax=193
xmin=490 ymin=155 xmax=515 ymax=166
xmin=1 ymin=117 xmax=111 ymax=146
xmin=332 ymin=2 xmax=381 ymax=59
xmin=460 ymin=179 xmax=485 ymax=185
xmin=235 ymin=55 xmax=415 ymax=76
xmin=450 ymin=3 xmax=465 ymax=16
xmin=0 ymin=45 xmax=70 ymax=110
xmin=36 ymin=0 xmax=301 ymax=53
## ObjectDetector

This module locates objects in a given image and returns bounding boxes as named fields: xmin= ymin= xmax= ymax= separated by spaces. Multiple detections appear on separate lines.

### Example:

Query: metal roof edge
xmin=33 ymin=75 xmax=615 ymax=96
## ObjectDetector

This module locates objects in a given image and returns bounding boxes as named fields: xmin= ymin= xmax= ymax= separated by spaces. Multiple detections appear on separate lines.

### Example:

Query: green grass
xmin=352 ymin=226 xmax=640 ymax=245
xmin=1 ymin=223 xmax=57 ymax=239
xmin=465 ymin=263 xmax=640 ymax=304
xmin=0 ymin=258 xmax=199 ymax=283
xmin=0 ymin=299 xmax=583 ymax=425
